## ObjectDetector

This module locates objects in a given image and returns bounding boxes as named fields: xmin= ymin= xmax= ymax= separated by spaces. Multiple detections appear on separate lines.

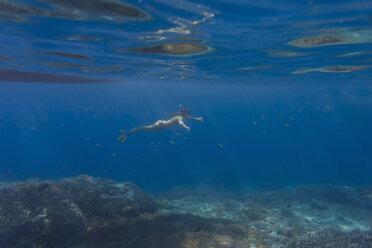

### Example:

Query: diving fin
xmin=117 ymin=130 xmax=128 ymax=143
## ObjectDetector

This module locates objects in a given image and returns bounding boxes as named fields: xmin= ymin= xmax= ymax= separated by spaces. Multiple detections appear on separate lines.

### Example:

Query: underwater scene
xmin=0 ymin=0 xmax=372 ymax=247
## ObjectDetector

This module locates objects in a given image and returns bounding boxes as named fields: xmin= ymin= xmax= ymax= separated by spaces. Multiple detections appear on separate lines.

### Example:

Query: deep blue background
xmin=0 ymin=82 xmax=371 ymax=191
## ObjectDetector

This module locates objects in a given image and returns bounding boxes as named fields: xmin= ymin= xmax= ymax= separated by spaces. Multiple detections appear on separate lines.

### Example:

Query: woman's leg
xmin=117 ymin=120 xmax=168 ymax=143
xmin=117 ymin=125 xmax=154 ymax=143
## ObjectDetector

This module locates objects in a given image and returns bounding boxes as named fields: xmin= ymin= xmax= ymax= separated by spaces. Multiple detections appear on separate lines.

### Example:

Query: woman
xmin=117 ymin=105 xmax=203 ymax=143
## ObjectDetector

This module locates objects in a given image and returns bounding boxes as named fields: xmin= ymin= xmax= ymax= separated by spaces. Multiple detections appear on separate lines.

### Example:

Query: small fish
xmin=112 ymin=153 xmax=117 ymax=157
xmin=284 ymin=123 xmax=290 ymax=128
xmin=95 ymin=143 xmax=102 ymax=146
xmin=169 ymin=140 xmax=175 ymax=144
xmin=218 ymin=143 xmax=224 ymax=148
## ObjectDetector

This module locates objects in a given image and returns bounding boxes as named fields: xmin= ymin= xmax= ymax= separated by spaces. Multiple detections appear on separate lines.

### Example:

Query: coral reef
xmin=1 ymin=178 xmax=371 ymax=247
xmin=289 ymin=229 xmax=372 ymax=248
xmin=85 ymin=213 xmax=267 ymax=248
xmin=157 ymin=184 xmax=372 ymax=247
xmin=0 ymin=175 xmax=156 ymax=247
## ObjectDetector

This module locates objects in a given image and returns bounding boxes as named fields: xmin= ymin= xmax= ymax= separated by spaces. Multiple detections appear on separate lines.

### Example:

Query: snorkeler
xmin=117 ymin=105 xmax=203 ymax=143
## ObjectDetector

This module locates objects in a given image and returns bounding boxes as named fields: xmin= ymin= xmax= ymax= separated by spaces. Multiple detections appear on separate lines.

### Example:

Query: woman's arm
xmin=179 ymin=119 xmax=190 ymax=131
xmin=185 ymin=116 xmax=203 ymax=122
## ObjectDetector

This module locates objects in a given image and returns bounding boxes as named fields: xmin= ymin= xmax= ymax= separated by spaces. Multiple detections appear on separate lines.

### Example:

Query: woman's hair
xmin=180 ymin=106 xmax=190 ymax=116
xmin=173 ymin=106 xmax=190 ymax=117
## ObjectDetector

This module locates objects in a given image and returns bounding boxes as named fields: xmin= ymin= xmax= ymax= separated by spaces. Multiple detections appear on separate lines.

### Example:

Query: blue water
xmin=0 ymin=0 xmax=371 ymax=192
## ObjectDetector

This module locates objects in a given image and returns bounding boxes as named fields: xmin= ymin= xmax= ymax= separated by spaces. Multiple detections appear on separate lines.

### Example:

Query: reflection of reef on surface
xmin=0 ymin=0 xmax=149 ymax=22
xmin=129 ymin=43 xmax=212 ymax=56
xmin=332 ymin=50 xmax=372 ymax=58
xmin=266 ymin=50 xmax=309 ymax=58
xmin=59 ymin=35 xmax=103 ymax=41
xmin=233 ymin=65 xmax=273 ymax=71
xmin=0 ymin=69 xmax=115 ymax=83
xmin=0 ymin=56 xmax=12 ymax=60
xmin=82 ymin=65 xmax=123 ymax=73
xmin=0 ymin=11 xmax=25 ymax=22
xmin=0 ymin=0 xmax=47 ymax=21
xmin=292 ymin=65 xmax=370 ymax=74
xmin=36 ymin=61 xmax=91 ymax=68
xmin=287 ymin=30 xmax=372 ymax=47
xmin=1 ymin=177 xmax=371 ymax=248
xmin=46 ymin=0 xmax=150 ymax=21
xmin=30 ymin=50 xmax=92 ymax=60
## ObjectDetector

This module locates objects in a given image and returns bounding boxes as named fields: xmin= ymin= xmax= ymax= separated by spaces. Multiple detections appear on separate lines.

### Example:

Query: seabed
xmin=0 ymin=176 xmax=371 ymax=248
